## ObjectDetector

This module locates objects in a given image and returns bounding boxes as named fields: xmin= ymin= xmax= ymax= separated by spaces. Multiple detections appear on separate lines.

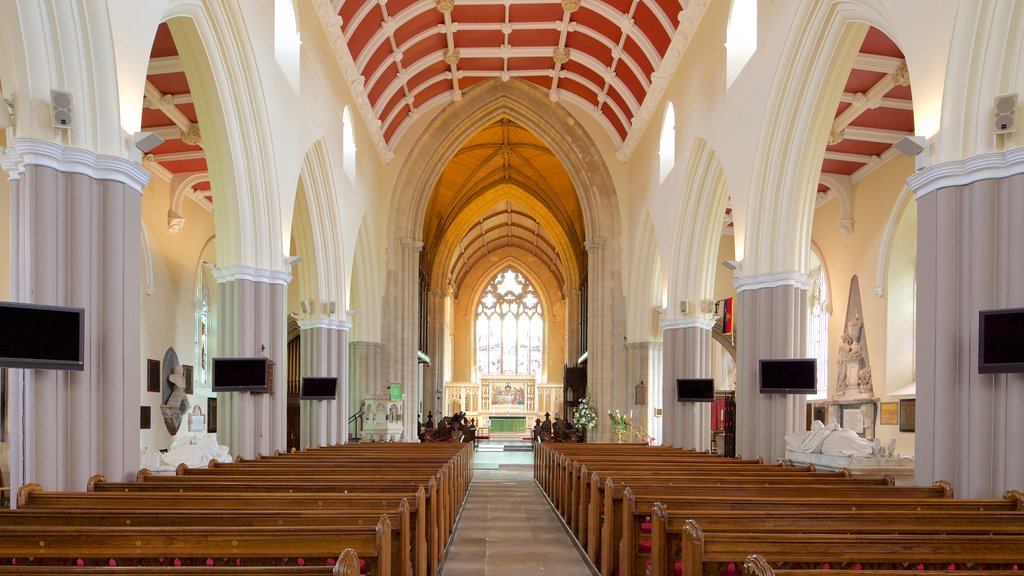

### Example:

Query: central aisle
xmin=439 ymin=446 xmax=595 ymax=575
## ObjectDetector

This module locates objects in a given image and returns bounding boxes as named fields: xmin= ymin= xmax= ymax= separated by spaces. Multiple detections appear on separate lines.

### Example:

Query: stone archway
xmin=383 ymin=78 xmax=625 ymax=441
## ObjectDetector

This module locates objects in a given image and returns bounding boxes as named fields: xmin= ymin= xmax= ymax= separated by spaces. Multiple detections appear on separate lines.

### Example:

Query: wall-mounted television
xmin=300 ymin=376 xmax=338 ymax=400
xmin=676 ymin=378 xmax=715 ymax=402
xmin=0 ymin=301 xmax=85 ymax=371
xmin=759 ymin=358 xmax=817 ymax=394
xmin=979 ymin=307 xmax=1024 ymax=374
xmin=211 ymin=357 xmax=273 ymax=393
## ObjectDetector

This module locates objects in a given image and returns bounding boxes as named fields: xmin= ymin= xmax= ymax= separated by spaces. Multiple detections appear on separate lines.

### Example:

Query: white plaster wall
xmin=138 ymin=172 xmax=216 ymax=453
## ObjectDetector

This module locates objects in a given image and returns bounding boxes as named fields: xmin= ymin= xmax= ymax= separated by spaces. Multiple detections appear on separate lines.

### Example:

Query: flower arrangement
xmin=573 ymin=397 xmax=598 ymax=432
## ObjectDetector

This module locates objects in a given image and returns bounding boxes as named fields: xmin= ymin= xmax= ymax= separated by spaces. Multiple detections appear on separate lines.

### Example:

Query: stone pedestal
xmin=362 ymin=393 xmax=404 ymax=442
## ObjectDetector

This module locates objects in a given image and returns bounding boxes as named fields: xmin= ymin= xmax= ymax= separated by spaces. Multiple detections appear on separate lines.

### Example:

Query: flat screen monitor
xmin=211 ymin=357 xmax=272 ymax=393
xmin=0 ymin=301 xmax=85 ymax=371
xmin=300 ymin=376 xmax=338 ymax=400
xmin=676 ymin=378 xmax=715 ymax=402
xmin=979 ymin=307 xmax=1024 ymax=373
xmin=759 ymin=358 xmax=817 ymax=394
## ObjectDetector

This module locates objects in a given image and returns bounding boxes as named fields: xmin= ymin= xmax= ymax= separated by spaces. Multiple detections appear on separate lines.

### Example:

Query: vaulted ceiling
xmin=330 ymin=0 xmax=707 ymax=158
xmin=816 ymin=27 xmax=914 ymax=210
xmin=423 ymin=119 xmax=584 ymax=296
xmin=141 ymin=23 xmax=213 ymax=223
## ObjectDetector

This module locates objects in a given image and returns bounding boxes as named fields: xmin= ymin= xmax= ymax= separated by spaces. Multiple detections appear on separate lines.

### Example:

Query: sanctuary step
xmin=476 ymin=439 xmax=534 ymax=452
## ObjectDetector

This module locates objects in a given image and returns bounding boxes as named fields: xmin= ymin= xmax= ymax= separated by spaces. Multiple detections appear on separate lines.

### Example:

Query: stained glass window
xmin=476 ymin=268 xmax=543 ymax=375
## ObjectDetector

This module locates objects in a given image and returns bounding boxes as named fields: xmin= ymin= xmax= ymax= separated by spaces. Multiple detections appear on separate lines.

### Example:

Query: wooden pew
xmin=0 ymin=515 xmax=392 ymax=575
xmin=619 ymin=488 xmax=1024 ymax=576
xmin=742 ymin=555 xmax=1023 ymax=576
xmin=596 ymin=476 xmax=953 ymax=573
xmin=650 ymin=509 xmax=1024 ymax=576
xmin=630 ymin=503 xmax=1024 ymax=576
xmin=0 ymin=548 xmax=361 ymax=575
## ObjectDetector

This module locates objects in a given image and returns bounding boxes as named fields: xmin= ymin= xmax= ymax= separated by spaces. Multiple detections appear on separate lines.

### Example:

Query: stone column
xmin=733 ymin=273 xmax=811 ymax=463
xmin=211 ymin=268 xmax=289 ymax=458
xmin=349 ymin=341 xmax=384 ymax=438
xmin=1 ymin=139 xmax=149 ymax=491
xmin=908 ymin=148 xmax=1024 ymax=498
xmin=626 ymin=341 xmax=662 ymax=443
xmin=585 ymin=238 xmax=628 ymax=442
xmin=422 ymin=289 xmax=448 ymax=418
xmin=388 ymin=238 xmax=424 ymax=441
xmin=660 ymin=320 xmax=713 ymax=450
xmin=298 ymin=318 xmax=351 ymax=447
xmin=564 ymin=288 xmax=582 ymax=365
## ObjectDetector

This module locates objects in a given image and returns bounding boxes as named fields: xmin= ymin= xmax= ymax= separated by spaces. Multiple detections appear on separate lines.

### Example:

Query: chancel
xmin=0 ymin=0 xmax=1022 ymax=573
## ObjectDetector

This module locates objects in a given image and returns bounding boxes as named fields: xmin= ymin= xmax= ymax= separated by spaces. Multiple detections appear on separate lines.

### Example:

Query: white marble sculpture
xmin=836 ymin=276 xmax=873 ymax=399
xmin=785 ymin=420 xmax=896 ymax=457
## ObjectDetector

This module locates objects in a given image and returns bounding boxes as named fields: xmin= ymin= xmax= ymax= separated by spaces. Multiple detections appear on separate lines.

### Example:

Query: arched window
xmin=475 ymin=268 xmax=543 ymax=376
xmin=193 ymin=269 xmax=210 ymax=393
xmin=659 ymin=103 xmax=675 ymax=184
xmin=807 ymin=248 xmax=829 ymax=400
xmin=342 ymin=106 xmax=356 ymax=181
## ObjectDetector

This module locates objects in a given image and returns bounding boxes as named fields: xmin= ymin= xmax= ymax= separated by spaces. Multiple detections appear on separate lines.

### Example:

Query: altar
xmin=489 ymin=416 xmax=528 ymax=433
xmin=444 ymin=375 xmax=563 ymax=432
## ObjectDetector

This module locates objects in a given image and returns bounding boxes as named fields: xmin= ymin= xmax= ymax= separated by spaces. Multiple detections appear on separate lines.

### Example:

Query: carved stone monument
xmin=836 ymin=276 xmax=873 ymax=399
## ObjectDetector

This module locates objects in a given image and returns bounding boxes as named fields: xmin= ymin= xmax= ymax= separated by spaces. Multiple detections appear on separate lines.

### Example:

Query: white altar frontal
xmin=445 ymin=375 xmax=563 ymax=434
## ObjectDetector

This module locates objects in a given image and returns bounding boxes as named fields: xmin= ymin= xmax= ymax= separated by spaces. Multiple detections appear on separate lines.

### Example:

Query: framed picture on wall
xmin=1 ymin=368 xmax=7 ymax=443
xmin=146 ymin=359 xmax=161 ymax=393
xmin=880 ymin=401 xmax=899 ymax=425
xmin=140 ymin=405 xmax=151 ymax=430
xmin=207 ymin=397 xmax=217 ymax=433
xmin=183 ymin=365 xmax=194 ymax=395
xmin=899 ymin=398 xmax=916 ymax=432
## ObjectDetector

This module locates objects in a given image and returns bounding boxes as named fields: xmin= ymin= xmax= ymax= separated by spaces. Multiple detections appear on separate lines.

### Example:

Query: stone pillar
xmin=349 ymin=341 xmax=384 ymax=438
xmin=626 ymin=341 xmax=662 ymax=443
xmin=1 ymin=139 xmax=149 ymax=491
xmin=298 ymin=318 xmax=351 ymax=448
xmin=211 ymin=268 xmax=289 ymax=458
xmin=660 ymin=320 xmax=713 ymax=450
xmin=733 ymin=273 xmax=811 ymax=463
xmin=585 ymin=238 xmax=628 ymax=442
xmin=564 ymin=288 xmax=582 ymax=365
xmin=388 ymin=238 xmax=424 ymax=441
xmin=422 ymin=289 xmax=447 ymax=418
xmin=908 ymin=148 xmax=1024 ymax=498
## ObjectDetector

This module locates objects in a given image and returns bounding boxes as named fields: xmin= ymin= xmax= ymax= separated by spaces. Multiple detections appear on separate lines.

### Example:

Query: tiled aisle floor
xmin=439 ymin=447 xmax=595 ymax=576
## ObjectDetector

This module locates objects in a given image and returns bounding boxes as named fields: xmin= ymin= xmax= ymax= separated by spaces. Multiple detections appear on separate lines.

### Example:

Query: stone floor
xmin=439 ymin=443 xmax=595 ymax=576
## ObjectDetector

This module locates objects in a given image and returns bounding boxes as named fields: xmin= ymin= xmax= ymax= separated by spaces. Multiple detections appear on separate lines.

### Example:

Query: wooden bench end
xmin=86 ymin=473 xmax=106 ymax=491
xmin=1004 ymin=489 xmax=1024 ymax=510
xmin=335 ymin=547 xmax=361 ymax=576
xmin=743 ymin=554 xmax=774 ymax=576
xmin=175 ymin=462 xmax=189 ymax=476
xmin=934 ymin=478 xmax=954 ymax=498
xmin=135 ymin=468 xmax=151 ymax=482
xmin=16 ymin=483 xmax=42 ymax=508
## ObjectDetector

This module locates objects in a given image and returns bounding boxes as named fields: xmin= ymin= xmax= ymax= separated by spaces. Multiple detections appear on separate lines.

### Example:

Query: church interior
xmin=0 ymin=0 xmax=1023 ymax=572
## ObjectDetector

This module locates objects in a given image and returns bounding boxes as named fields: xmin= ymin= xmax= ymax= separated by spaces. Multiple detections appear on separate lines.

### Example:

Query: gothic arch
xmin=384 ymin=78 xmax=625 ymax=440
xmin=746 ymin=1 xmax=906 ymax=274
xmin=668 ymin=138 xmax=730 ymax=320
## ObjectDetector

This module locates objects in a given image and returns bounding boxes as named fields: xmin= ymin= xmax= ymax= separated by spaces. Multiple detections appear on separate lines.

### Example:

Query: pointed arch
xmin=627 ymin=209 xmax=665 ymax=342
xmin=350 ymin=214 xmax=382 ymax=342
xmin=295 ymin=138 xmax=346 ymax=307
xmin=668 ymin=138 xmax=730 ymax=320
xmin=746 ymin=2 xmax=912 ymax=274
xmin=162 ymin=2 xmax=283 ymax=269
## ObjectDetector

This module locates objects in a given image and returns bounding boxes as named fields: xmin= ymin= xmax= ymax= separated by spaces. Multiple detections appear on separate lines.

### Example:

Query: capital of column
xmin=626 ymin=341 xmax=664 ymax=351
xmin=211 ymin=264 xmax=293 ymax=286
xmin=429 ymin=288 xmax=449 ymax=299
xmin=297 ymin=317 xmax=352 ymax=331
xmin=733 ymin=270 xmax=814 ymax=293
xmin=400 ymin=238 xmax=425 ymax=253
xmin=908 ymin=146 xmax=1024 ymax=200
xmin=0 ymin=138 xmax=151 ymax=191
xmin=661 ymin=317 xmax=716 ymax=331
xmin=584 ymin=237 xmax=607 ymax=252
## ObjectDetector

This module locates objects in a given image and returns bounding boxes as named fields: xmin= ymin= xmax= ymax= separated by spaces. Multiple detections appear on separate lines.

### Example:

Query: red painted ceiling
xmin=335 ymin=0 xmax=690 ymax=149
